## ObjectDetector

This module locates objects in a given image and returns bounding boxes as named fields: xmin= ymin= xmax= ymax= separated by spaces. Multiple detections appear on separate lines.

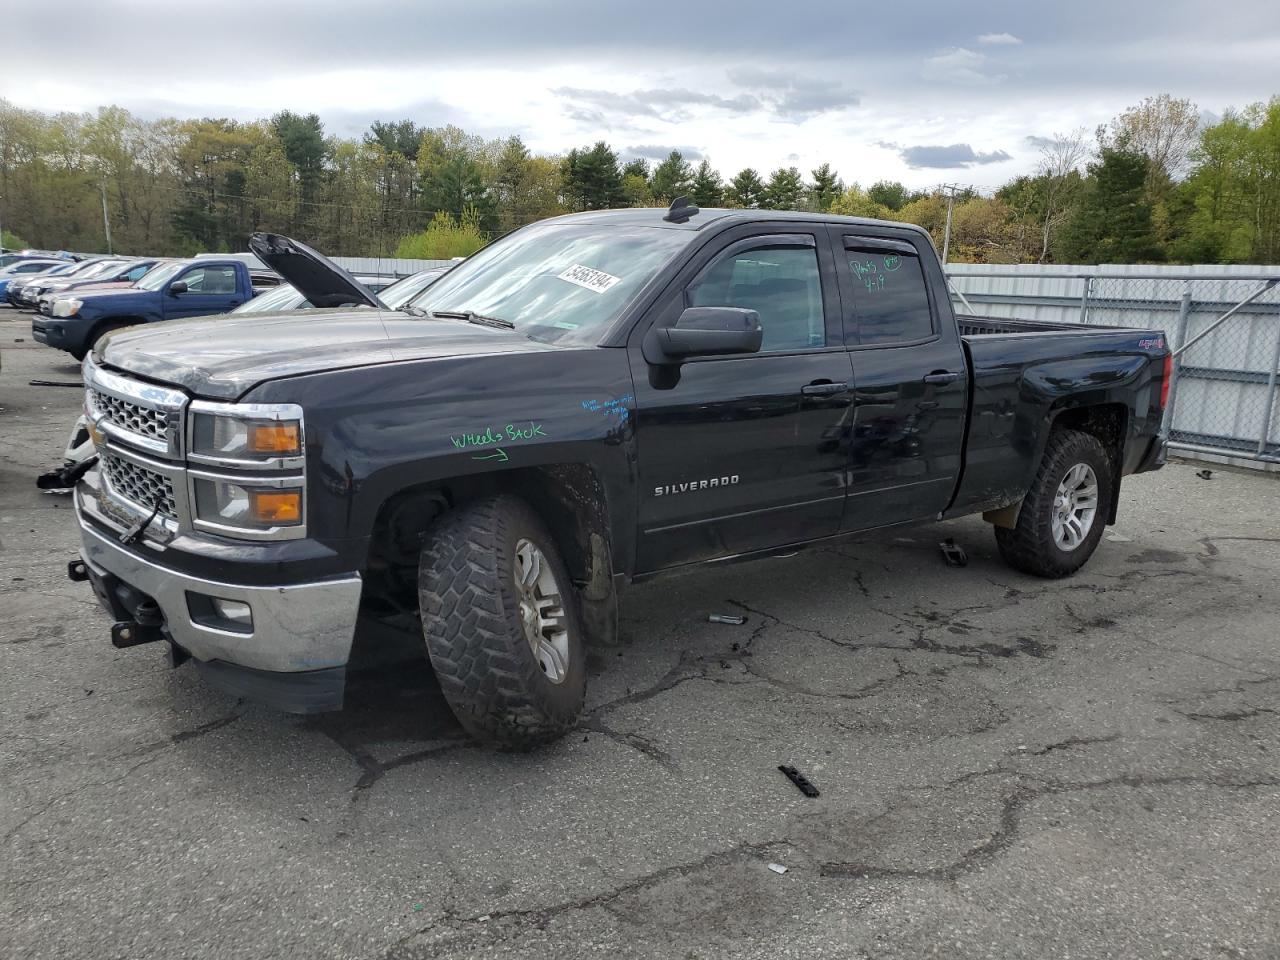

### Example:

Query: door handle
xmin=801 ymin=381 xmax=850 ymax=397
xmin=922 ymin=371 xmax=960 ymax=385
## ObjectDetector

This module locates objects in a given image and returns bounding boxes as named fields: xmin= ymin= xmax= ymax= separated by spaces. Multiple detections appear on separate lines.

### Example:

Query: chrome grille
xmin=90 ymin=389 xmax=170 ymax=444
xmin=100 ymin=451 xmax=178 ymax=521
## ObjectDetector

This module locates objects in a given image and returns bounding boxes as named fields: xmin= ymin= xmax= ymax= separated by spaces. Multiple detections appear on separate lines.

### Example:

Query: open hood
xmin=247 ymin=233 xmax=385 ymax=309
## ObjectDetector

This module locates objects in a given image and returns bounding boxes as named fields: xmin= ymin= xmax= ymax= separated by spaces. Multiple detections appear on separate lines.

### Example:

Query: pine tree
xmin=562 ymin=142 xmax=625 ymax=210
xmin=650 ymin=150 xmax=694 ymax=203
xmin=808 ymin=163 xmax=842 ymax=211
xmin=761 ymin=167 xmax=805 ymax=210
xmin=689 ymin=160 xmax=723 ymax=206
xmin=724 ymin=168 xmax=765 ymax=208
xmin=1058 ymin=148 xmax=1162 ymax=263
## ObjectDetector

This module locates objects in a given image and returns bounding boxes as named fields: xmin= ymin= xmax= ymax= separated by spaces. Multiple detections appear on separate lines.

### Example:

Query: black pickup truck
xmin=68 ymin=206 xmax=1170 ymax=747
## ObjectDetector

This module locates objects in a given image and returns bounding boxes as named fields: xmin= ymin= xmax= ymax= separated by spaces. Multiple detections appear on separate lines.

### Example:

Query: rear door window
xmin=841 ymin=238 xmax=935 ymax=345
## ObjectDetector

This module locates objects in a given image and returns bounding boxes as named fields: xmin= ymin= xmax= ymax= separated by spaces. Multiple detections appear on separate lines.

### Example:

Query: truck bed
xmin=957 ymin=314 xmax=1127 ymax=337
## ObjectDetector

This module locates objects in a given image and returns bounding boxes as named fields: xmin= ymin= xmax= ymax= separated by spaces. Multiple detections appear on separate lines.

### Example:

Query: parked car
xmin=36 ymin=259 xmax=162 ymax=314
xmin=67 ymin=212 xmax=1169 ymax=748
xmin=377 ymin=266 xmax=453 ymax=310
xmin=0 ymin=258 xmax=70 ymax=297
xmin=34 ymin=258 xmax=263 ymax=360
xmin=10 ymin=257 xmax=118 ymax=309
xmin=229 ymin=274 xmax=393 ymax=314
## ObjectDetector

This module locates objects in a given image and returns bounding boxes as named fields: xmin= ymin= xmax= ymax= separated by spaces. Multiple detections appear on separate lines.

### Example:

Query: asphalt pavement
xmin=2 ymin=314 xmax=1279 ymax=960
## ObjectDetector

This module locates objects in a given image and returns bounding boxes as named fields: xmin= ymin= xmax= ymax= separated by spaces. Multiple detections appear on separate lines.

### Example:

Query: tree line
xmin=1 ymin=94 xmax=1277 ymax=264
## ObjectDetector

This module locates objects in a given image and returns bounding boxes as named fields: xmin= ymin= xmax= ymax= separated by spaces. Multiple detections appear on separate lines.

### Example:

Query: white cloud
xmin=922 ymin=48 xmax=1005 ymax=85
xmin=977 ymin=32 xmax=1023 ymax=45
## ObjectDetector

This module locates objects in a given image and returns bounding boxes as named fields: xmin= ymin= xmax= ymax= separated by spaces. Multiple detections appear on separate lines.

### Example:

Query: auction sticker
xmin=558 ymin=263 xmax=622 ymax=293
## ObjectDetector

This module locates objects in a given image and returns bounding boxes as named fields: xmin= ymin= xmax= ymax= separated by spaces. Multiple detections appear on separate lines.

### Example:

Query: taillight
xmin=1158 ymin=353 xmax=1173 ymax=411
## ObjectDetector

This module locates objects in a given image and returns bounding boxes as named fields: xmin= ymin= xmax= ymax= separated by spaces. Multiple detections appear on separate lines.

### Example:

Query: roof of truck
xmin=541 ymin=206 xmax=933 ymax=240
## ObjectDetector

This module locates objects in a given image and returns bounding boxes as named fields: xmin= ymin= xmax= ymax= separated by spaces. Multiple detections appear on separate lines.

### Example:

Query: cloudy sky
xmin=4 ymin=0 xmax=1278 ymax=190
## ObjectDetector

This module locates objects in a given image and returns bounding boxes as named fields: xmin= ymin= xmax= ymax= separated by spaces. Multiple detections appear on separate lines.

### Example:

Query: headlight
xmin=190 ymin=408 xmax=303 ymax=462
xmin=192 ymin=476 xmax=304 ymax=531
xmin=52 ymin=298 xmax=82 ymax=317
xmin=186 ymin=401 xmax=307 ymax=540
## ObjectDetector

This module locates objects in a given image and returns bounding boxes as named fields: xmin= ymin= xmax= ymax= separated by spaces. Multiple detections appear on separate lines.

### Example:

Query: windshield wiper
xmin=429 ymin=309 xmax=515 ymax=330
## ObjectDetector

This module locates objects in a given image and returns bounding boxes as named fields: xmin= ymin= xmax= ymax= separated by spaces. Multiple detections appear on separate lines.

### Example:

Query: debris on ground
xmin=778 ymin=764 xmax=821 ymax=798
xmin=939 ymin=538 xmax=968 ymax=566
xmin=1105 ymin=530 xmax=1133 ymax=543
xmin=1196 ymin=469 xmax=1213 ymax=479
xmin=767 ymin=863 xmax=789 ymax=875
xmin=708 ymin=614 xmax=746 ymax=625
xmin=28 ymin=379 xmax=83 ymax=388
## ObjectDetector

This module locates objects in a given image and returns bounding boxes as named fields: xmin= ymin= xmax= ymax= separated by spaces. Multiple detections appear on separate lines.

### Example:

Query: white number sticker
xmin=557 ymin=263 xmax=622 ymax=294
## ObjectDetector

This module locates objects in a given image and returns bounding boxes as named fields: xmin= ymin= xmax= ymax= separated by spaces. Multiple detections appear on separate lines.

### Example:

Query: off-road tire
xmin=995 ymin=428 xmax=1113 ymax=578
xmin=418 ymin=495 xmax=586 ymax=749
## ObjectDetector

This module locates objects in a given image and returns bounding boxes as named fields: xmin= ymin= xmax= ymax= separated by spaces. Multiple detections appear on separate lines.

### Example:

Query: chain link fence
xmin=947 ymin=266 xmax=1280 ymax=467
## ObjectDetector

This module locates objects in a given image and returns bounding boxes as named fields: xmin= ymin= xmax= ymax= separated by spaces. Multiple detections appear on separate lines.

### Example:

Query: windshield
xmin=232 ymin=283 xmax=303 ymax=313
xmin=406 ymin=222 xmax=690 ymax=342
xmin=134 ymin=260 xmax=188 ymax=291
xmin=381 ymin=268 xmax=448 ymax=309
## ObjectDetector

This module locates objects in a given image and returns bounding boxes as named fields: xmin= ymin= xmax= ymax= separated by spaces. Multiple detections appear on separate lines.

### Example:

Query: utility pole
xmin=100 ymin=180 xmax=114 ymax=256
xmin=939 ymin=183 xmax=963 ymax=265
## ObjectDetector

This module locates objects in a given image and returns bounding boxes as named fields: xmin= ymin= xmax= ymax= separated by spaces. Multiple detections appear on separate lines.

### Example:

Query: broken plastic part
xmin=778 ymin=764 xmax=820 ymax=798
xmin=939 ymin=538 xmax=968 ymax=567
xmin=767 ymin=863 xmax=789 ymax=875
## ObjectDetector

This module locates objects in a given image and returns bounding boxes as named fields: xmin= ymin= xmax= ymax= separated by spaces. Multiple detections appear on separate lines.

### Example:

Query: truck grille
xmin=89 ymin=389 xmax=171 ymax=445
xmin=100 ymin=451 xmax=178 ymax=521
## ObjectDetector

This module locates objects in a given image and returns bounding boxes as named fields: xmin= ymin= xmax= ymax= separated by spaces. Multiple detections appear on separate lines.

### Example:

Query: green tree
xmin=808 ymin=163 xmax=842 ymax=211
xmin=867 ymin=180 xmax=915 ymax=211
xmin=830 ymin=185 xmax=892 ymax=219
xmin=724 ymin=168 xmax=764 ymax=208
xmin=689 ymin=159 xmax=723 ymax=206
xmin=650 ymin=150 xmax=694 ymax=203
xmin=562 ymin=142 xmax=625 ymax=210
xmin=272 ymin=111 xmax=327 ymax=204
xmin=394 ymin=210 xmax=488 ymax=259
xmin=364 ymin=120 xmax=426 ymax=161
xmin=761 ymin=166 xmax=805 ymax=210
xmin=621 ymin=158 xmax=650 ymax=180
xmin=1058 ymin=148 xmax=1162 ymax=263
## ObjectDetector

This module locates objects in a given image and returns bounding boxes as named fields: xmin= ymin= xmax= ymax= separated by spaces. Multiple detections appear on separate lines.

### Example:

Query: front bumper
xmin=75 ymin=485 xmax=363 ymax=710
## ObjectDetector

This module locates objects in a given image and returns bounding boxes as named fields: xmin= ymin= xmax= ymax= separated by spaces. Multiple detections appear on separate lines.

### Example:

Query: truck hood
xmin=248 ymin=233 xmax=384 ymax=309
xmin=72 ymin=285 xmax=152 ymax=304
xmin=96 ymin=309 xmax=561 ymax=400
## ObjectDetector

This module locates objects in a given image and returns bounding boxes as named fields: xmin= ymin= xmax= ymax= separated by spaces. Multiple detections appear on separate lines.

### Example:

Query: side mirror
xmin=168 ymin=280 xmax=188 ymax=295
xmin=646 ymin=306 xmax=763 ymax=363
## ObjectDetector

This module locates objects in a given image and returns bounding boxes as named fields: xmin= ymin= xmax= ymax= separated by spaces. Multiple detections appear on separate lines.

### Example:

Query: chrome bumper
xmin=76 ymin=489 xmax=362 ymax=673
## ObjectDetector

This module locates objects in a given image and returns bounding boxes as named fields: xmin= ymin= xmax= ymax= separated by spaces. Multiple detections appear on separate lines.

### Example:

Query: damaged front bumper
xmin=74 ymin=480 xmax=363 ymax=713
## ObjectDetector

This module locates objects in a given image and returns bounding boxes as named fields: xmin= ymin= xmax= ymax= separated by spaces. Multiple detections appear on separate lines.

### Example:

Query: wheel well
xmin=1052 ymin=403 xmax=1127 ymax=523
xmin=361 ymin=464 xmax=614 ymax=627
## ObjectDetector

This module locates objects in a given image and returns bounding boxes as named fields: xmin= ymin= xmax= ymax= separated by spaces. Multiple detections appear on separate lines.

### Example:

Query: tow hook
xmin=111 ymin=598 xmax=165 ymax=649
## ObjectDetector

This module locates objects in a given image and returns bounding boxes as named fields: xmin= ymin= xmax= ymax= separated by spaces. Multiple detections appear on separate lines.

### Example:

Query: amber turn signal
xmin=249 ymin=490 xmax=302 ymax=524
xmin=248 ymin=422 xmax=301 ymax=455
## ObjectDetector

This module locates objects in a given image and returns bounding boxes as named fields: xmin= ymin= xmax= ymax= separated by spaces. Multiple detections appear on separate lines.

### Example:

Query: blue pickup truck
xmin=33 ymin=258 xmax=260 ymax=360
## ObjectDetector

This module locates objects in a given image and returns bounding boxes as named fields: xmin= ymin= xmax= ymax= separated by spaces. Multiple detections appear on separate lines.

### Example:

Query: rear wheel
xmin=418 ymin=495 xmax=586 ymax=749
xmin=995 ymin=428 xmax=1112 ymax=578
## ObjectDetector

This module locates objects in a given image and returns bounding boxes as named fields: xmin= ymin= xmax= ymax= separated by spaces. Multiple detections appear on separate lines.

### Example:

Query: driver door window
xmin=181 ymin=266 xmax=236 ymax=294
xmin=688 ymin=243 xmax=826 ymax=352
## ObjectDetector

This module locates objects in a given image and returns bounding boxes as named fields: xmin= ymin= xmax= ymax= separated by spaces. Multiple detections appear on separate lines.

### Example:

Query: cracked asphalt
xmin=3 ymin=319 xmax=1280 ymax=960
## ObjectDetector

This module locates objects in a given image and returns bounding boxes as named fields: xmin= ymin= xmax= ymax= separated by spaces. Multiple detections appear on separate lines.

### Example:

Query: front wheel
xmin=995 ymin=428 xmax=1112 ymax=578
xmin=418 ymin=495 xmax=586 ymax=749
